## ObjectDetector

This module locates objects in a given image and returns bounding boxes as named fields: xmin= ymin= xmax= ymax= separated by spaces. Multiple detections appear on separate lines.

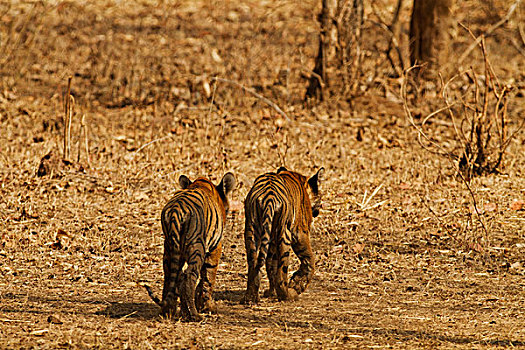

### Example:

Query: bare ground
xmin=1 ymin=0 xmax=524 ymax=349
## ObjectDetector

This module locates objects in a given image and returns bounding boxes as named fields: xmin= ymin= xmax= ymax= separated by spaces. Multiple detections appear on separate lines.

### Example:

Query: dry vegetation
xmin=1 ymin=0 xmax=524 ymax=348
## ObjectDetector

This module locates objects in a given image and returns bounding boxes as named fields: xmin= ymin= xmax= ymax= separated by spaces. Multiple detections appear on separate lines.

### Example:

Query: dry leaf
xmin=170 ymin=126 xmax=184 ymax=135
xmin=399 ymin=183 xmax=411 ymax=190
xmin=113 ymin=135 xmax=134 ymax=143
xmin=45 ymin=240 xmax=63 ymax=250
xmin=211 ymin=49 xmax=222 ymax=63
xmin=331 ymin=245 xmax=343 ymax=253
xmin=483 ymin=203 xmax=497 ymax=212
xmin=47 ymin=315 xmax=63 ymax=324
xmin=202 ymin=80 xmax=212 ymax=98
xmin=56 ymin=229 xmax=71 ymax=240
xmin=274 ymin=118 xmax=286 ymax=129
xmin=510 ymin=200 xmax=525 ymax=211
xmin=469 ymin=205 xmax=484 ymax=215
xmin=352 ymin=242 xmax=365 ymax=255
xmin=254 ymin=328 xmax=270 ymax=335
xmin=468 ymin=242 xmax=484 ymax=253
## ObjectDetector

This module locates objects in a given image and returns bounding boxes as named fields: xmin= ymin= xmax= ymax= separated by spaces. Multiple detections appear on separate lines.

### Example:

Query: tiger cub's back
xmin=161 ymin=177 xmax=227 ymax=255
xmin=243 ymin=167 xmax=324 ymax=303
xmin=149 ymin=172 xmax=236 ymax=322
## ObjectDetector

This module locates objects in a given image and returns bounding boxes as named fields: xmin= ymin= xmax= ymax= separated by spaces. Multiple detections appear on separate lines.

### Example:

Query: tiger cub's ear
xmin=179 ymin=175 xmax=192 ymax=189
xmin=277 ymin=166 xmax=288 ymax=173
xmin=307 ymin=167 xmax=324 ymax=195
xmin=219 ymin=172 xmax=236 ymax=197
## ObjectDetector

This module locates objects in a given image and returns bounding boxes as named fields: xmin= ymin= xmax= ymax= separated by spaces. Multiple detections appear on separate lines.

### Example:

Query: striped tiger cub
xmin=242 ymin=167 xmax=324 ymax=304
xmin=145 ymin=172 xmax=236 ymax=321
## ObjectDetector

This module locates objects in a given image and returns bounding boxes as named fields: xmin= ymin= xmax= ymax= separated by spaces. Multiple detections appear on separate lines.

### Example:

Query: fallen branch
xmin=211 ymin=77 xmax=290 ymax=121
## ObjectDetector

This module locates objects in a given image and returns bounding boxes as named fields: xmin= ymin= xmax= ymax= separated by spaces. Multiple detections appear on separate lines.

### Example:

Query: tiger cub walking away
xmin=242 ymin=167 xmax=324 ymax=304
xmin=145 ymin=173 xmax=236 ymax=321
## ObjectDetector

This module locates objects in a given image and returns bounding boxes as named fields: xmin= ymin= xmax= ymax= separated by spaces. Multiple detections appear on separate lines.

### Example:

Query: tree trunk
xmin=409 ymin=0 xmax=453 ymax=79
xmin=306 ymin=0 xmax=338 ymax=101
xmin=339 ymin=0 xmax=364 ymax=96
xmin=306 ymin=0 xmax=364 ymax=100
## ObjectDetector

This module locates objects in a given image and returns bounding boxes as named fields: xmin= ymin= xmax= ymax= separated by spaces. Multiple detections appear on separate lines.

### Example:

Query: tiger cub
xmin=145 ymin=172 xmax=236 ymax=321
xmin=242 ymin=167 xmax=324 ymax=303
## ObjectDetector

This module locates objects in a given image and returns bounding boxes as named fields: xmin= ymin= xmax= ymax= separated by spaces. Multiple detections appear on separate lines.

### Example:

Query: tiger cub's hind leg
xmin=263 ymin=240 xmax=277 ymax=298
xmin=274 ymin=227 xmax=297 ymax=301
xmin=180 ymin=244 xmax=205 ymax=322
xmin=161 ymin=240 xmax=181 ymax=318
xmin=288 ymin=232 xmax=315 ymax=296
xmin=196 ymin=241 xmax=222 ymax=313
xmin=242 ymin=224 xmax=262 ymax=304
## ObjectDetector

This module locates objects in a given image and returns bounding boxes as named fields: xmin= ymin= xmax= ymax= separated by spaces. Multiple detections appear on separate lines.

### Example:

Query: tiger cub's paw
xmin=200 ymin=300 xmax=218 ymax=314
xmin=182 ymin=313 xmax=204 ymax=322
xmin=286 ymin=288 xmax=299 ymax=301
xmin=161 ymin=305 xmax=178 ymax=319
xmin=288 ymin=275 xmax=308 ymax=295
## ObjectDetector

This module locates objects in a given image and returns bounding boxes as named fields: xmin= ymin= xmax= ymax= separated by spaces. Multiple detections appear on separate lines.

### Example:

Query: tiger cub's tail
xmin=142 ymin=283 xmax=162 ymax=306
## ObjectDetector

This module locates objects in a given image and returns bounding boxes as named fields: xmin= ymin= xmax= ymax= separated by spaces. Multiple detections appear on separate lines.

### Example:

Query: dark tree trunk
xmin=409 ymin=0 xmax=453 ymax=79
xmin=306 ymin=0 xmax=363 ymax=101
xmin=306 ymin=0 xmax=337 ymax=101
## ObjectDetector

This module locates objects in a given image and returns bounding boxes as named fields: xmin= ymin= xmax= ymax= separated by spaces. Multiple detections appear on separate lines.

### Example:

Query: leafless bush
xmin=449 ymin=49 xmax=515 ymax=181
xmin=403 ymin=39 xmax=523 ymax=182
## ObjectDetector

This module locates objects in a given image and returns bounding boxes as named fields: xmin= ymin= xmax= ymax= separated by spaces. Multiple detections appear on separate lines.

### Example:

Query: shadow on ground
xmin=95 ymin=302 xmax=159 ymax=320
xmin=214 ymin=289 xmax=244 ymax=303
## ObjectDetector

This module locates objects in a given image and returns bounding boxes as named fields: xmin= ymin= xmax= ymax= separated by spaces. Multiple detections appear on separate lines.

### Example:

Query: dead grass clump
xmin=36 ymin=151 xmax=71 ymax=177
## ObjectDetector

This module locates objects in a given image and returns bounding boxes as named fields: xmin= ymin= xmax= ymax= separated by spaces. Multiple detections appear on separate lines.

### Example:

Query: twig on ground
xmin=130 ymin=135 xmax=173 ymax=160
xmin=64 ymin=76 xmax=73 ymax=161
xmin=300 ymin=69 xmax=325 ymax=89
xmin=421 ymin=194 xmax=460 ymax=243
xmin=356 ymin=183 xmax=387 ymax=211
xmin=205 ymin=76 xmax=219 ymax=145
xmin=77 ymin=114 xmax=89 ymax=164
xmin=118 ymin=311 xmax=138 ymax=320
xmin=0 ymin=318 xmax=32 ymax=323
xmin=519 ymin=15 xmax=525 ymax=47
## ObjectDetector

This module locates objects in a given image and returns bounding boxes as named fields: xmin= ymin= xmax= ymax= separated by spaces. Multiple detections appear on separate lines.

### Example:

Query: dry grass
xmin=1 ymin=0 xmax=524 ymax=348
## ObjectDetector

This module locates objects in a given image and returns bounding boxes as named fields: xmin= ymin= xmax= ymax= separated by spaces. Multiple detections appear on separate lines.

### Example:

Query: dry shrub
xmin=448 ymin=54 xmax=515 ymax=181
xmin=404 ymin=39 xmax=523 ymax=182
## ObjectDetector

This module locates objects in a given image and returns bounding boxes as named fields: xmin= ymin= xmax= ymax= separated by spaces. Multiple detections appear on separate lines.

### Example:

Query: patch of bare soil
xmin=1 ymin=0 xmax=524 ymax=348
